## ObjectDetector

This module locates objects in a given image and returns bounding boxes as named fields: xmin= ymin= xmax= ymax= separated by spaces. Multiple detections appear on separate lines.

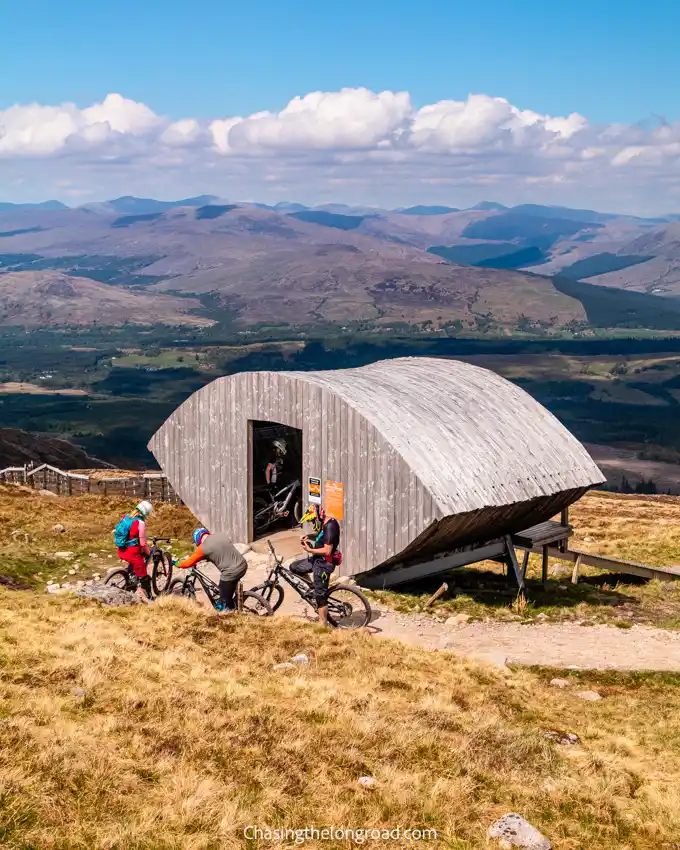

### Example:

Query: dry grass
xmin=1 ymin=591 xmax=680 ymax=848
xmin=372 ymin=492 xmax=680 ymax=629
xmin=0 ymin=485 xmax=197 ymax=587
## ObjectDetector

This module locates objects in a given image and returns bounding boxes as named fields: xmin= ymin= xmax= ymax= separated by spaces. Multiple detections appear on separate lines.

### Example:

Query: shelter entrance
xmin=250 ymin=420 xmax=303 ymax=541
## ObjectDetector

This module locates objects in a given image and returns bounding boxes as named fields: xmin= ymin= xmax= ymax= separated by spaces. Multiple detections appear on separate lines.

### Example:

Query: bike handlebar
xmin=150 ymin=537 xmax=171 ymax=544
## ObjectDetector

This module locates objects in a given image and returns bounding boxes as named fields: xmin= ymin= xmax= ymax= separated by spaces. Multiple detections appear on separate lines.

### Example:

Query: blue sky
xmin=1 ymin=0 xmax=678 ymax=212
xmin=2 ymin=0 xmax=677 ymax=123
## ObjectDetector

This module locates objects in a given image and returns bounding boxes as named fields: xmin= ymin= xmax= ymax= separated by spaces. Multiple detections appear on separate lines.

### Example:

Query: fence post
xmin=161 ymin=477 xmax=167 ymax=502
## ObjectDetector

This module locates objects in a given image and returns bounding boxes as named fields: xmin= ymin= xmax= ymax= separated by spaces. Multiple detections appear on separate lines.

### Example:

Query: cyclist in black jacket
xmin=291 ymin=504 xmax=340 ymax=627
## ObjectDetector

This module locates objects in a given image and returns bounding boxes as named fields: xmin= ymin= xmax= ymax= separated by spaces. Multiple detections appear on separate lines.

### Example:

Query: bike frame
xmin=262 ymin=546 xmax=318 ymax=605
xmin=178 ymin=566 xmax=220 ymax=605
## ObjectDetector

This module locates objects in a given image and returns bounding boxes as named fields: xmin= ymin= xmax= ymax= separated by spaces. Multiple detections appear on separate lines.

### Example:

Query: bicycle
xmin=253 ymin=479 xmax=302 ymax=536
xmin=248 ymin=541 xmax=372 ymax=629
xmin=104 ymin=537 xmax=174 ymax=596
xmin=167 ymin=564 xmax=273 ymax=616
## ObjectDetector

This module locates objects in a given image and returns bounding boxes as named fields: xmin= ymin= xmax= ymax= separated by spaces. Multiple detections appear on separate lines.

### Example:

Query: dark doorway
xmin=251 ymin=420 xmax=303 ymax=540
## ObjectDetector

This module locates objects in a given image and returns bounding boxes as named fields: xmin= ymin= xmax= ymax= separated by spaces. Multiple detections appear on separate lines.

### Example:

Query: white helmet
xmin=273 ymin=439 xmax=287 ymax=456
xmin=136 ymin=500 xmax=153 ymax=518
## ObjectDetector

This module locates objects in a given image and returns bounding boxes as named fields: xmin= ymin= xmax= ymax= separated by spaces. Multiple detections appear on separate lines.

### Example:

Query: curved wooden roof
xmin=278 ymin=357 xmax=604 ymax=513
xmin=149 ymin=356 xmax=603 ymax=573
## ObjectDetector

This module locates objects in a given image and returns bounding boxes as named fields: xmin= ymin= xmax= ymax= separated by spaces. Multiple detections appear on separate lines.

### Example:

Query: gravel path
xmin=241 ymin=552 xmax=680 ymax=671
xmin=372 ymin=609 xmax=680 ymax=671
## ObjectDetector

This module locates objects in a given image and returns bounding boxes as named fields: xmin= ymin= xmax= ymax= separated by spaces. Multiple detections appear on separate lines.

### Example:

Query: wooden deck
xmin=513 ymin=517 xmax=680 ymax=584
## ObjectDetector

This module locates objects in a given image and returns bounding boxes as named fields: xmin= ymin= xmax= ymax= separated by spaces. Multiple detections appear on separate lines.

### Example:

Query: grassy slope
xmin=1 ymin=488 xmax=680 ymax=844
xmin=1 ymin=594 xmax=680 ymax=848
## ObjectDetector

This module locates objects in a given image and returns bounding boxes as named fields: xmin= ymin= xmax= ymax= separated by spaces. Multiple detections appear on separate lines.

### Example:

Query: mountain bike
xmin=104 ymin=537 xmax=175 ymax=596
xmin=167 ymin=565 xmax=273 ymax=616
xmin=253 ymin=479 xmax=302 ymax=536
xmin=248 ymin=541 xmax=372 ymax=629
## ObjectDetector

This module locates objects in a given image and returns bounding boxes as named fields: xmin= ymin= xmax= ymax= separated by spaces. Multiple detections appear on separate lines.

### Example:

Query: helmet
xmin=136 ymin=500 xmax=153 ymax=518
xmin=193 ymin=527 xmax=209 ymax=546
xmin=273 ymin=439 xmax=287 ymax=456
xmin=300 ymin=504 xmax=325 ymax=531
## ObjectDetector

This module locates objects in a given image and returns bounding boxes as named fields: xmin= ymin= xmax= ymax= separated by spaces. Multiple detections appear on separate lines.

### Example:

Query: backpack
xmin=113 ymin=515 xmax=138 ymax=549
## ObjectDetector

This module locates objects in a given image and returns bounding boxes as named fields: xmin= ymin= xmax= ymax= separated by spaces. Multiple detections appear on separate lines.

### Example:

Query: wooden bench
xmin=512 ymin=517 xmax=573 ymax=586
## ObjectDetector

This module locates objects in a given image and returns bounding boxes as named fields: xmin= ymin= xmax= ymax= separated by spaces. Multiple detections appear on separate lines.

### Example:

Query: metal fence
xmin=0 ymin=463 xmax=181 ymax=503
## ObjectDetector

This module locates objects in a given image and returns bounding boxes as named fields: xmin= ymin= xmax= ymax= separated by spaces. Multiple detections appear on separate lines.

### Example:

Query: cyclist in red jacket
xmin=114 ymin=500 xmax=154 ymax=601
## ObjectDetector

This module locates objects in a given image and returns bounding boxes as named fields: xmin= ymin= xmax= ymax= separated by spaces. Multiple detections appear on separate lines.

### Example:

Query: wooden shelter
xmin=149 ymin=357 xmax=605 ymax=582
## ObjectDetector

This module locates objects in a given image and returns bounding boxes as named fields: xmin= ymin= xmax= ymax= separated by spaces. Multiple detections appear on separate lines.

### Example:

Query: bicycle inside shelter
xmin=251 ymin=420 xmax=303 ymax=540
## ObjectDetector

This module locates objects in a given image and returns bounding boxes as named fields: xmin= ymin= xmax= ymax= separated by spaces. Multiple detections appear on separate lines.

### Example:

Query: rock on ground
xmin=576 ymin=690 xmax=602 ymax=701
xmin=549 ymin=678 xmax=570 ymax=688
xmin=74 ymin=585 xmax=140 ymax=606
xmin=488 ymin=813 xmax=551 ymax=849
xmin=543 ymin=730 xmax=580 ymax=745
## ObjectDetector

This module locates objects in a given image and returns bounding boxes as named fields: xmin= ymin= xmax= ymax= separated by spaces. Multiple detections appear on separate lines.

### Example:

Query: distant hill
xmin=468 ymin=201 xmax=508 ymax=211
xmin=1 ymin=199 xmax=680 ymax=333
xmin=87 ymin=195 xmax=221 ymax=215
xmin=462 ymin=210 xmax=602 ymax=248
xmin=288 ymin=210 xmax=367 ymax=230
xmin=396 ymin=205 xmax=460 ymax=215
xmin=510 ymin=204 xmax=617 ymax=224
xmin=0 ymin=428 xmax=107 ymax=469
xmin=0 ymin=271 xmax=212 ymax=327
xmin=0 ymin=201 xmax=68 ymax=212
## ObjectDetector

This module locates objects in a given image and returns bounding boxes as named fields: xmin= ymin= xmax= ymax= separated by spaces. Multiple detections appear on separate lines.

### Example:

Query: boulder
xmin=54 ymin=552 xmax=74 ymax=560
xmin=52 ymin=524 xmax=66 ymax=534
xmin=576 ymin=690 xmax=602 ymax=702
xmin=357 ymin=776 xmax=377 ymax=789
xmin=549 ymin=678 xmax=570 ymax=689
xmin=488 ymin=813 xmax=551 ymax=849
xmin=272 ymin=662 xmax=296 ymax=671
xmin=291 ymin=653 xmax=309 ymax=665
xmin=74 ymin=585 xmax=140 ymax=606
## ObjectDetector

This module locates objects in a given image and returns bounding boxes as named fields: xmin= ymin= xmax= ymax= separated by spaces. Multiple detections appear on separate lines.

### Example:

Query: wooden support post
xmin=237 ymin=582 xmax=244 ymax=613
xmin=571 ymin=554 xmax=583 ymax=585
xmin=504 ymin=536 xmax=525 ymax=592
xmin=559 ymin=508 xmax=569 ymax=552
xmin=424 ymin=582 xmax=448 ymax=608
xmin=541 ymin=546 xmax=549 ymax=587
xmin=521 ymin=549 xmax=530 ymax=579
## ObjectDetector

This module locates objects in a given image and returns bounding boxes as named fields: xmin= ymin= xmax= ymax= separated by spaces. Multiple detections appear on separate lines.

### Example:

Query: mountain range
xmin=0 ymin=196 xmax=680 ymax=332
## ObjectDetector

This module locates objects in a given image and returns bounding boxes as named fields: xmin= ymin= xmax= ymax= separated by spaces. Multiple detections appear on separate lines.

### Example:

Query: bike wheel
xmin=152 ymin=552 xmax=173 ymax=596
xmin=326 ymin=585 xmax=372 ymax=629
xmin=253 ymin=497 xmax=273 ymax=535
xmin=105 ymin=568 xmax=136 ymax=592
xmin=249 ymin=582 xmax=284 ymax=612
xmin=241 ymin=590 xmax=273 ymax=617
xmin=292 ymin=499 xmax=302 ymax=526
xmin=168 ymin=578 xmax=197 ymax=602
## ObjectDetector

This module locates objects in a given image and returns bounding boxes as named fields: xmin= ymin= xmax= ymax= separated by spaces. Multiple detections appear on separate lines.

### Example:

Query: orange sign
xmin=324 ymin=480 xmax=344 ymax=521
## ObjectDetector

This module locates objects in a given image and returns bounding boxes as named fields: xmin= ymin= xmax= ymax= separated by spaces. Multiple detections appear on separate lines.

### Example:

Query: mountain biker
xmin=114 ymin=500 xmax=154 ymax=602
xmin=265 ymin=439 xmax=287 ymax=488
xmin=177 ymin=528 xmax=248 ymax=613
xmin=291 ymin=504 xmax=341 ymax=627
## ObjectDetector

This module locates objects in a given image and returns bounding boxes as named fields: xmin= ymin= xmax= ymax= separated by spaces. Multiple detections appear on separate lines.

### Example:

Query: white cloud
xmin=1 ymin=88 xmax=680 ymax=213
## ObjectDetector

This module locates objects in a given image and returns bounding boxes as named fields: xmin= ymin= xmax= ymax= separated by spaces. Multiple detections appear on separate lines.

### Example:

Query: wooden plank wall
xmin=151 ymin=371 xmax=442 ymax=575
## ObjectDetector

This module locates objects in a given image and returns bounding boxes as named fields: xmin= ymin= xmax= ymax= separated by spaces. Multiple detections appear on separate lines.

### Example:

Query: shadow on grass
xmin=373 ymin=566 xmax=641 ymax=615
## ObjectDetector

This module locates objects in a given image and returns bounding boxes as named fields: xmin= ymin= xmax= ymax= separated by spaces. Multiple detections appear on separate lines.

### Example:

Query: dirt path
xmin=243 ymin=545 xmax=680 ymax=672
